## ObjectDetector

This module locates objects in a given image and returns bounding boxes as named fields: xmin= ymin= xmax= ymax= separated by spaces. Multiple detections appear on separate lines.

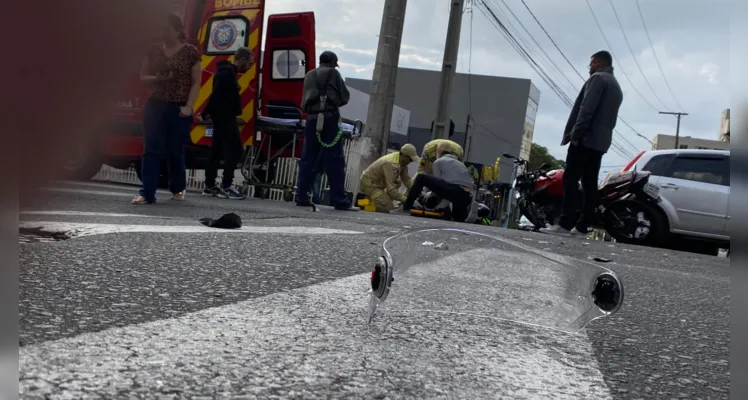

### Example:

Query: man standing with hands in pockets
xmin=541 ymin=50 xmax=623 ymax=236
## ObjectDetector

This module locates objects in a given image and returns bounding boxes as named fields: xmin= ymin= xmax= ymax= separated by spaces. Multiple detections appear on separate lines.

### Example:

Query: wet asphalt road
xmin=18 ymin=181 xmax=730 ymax=399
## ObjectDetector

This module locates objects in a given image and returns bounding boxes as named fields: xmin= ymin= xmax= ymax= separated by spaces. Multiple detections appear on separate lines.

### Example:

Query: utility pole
xmin=360 ymin=0 xmax=408 ymax=170
xmin=659 ymin=111 xmax=688 ymax=149
xmin=432 ymin=0 xmax=465 ymax=139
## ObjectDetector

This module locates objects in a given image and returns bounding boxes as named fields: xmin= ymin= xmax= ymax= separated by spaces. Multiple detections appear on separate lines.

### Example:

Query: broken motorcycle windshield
xmin=367 ymin=228 xmax=624 ymax=333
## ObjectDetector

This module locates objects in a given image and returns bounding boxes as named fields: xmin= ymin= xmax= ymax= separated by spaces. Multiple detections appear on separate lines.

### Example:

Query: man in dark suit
xmin=541 ymin=50 xmax=623 ymax=236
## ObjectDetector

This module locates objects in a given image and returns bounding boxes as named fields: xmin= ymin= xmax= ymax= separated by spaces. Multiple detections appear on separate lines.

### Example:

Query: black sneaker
xmin=218 ymin=186 xmax=246 ymax=200
xmin=202 ymin=186 xmax=220 ymax=196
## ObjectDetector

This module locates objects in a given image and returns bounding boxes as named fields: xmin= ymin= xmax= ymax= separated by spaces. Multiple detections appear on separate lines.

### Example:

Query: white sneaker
xmin=570 ymin=227 xmax=586 ymax=236
xmin=461 ymin=201 xmax=476 ymax=223
xmin=539 ymin=224 xmax=572 ymax=236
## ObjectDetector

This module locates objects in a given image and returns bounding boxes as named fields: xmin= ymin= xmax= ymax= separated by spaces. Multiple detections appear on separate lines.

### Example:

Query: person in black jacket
xmin=200 ymin=47 xmax=254 ymax=200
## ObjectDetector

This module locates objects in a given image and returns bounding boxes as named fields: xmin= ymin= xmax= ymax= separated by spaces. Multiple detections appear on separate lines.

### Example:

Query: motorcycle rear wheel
xmin=604 ymin=200 xmax=664 ymax=246
xmin=519 ymin=201 xmax=547 ymax=230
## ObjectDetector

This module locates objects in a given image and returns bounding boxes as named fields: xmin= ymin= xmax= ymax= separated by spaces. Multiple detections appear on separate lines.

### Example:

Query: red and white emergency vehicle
xmin=68 ymin=0 xmax=323 ymax=190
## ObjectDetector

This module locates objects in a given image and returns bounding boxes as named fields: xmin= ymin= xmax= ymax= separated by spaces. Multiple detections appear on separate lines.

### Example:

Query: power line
xmin=518 ymin=0 xmax=649 ymax=154
xmin=584 ymin=0 xmax=660 ymax=112
xmin=517 ymin=0 xmax=642 ymax=154
xmin=490 ymin=0 xmax=578 ymax=93
xmin=608 ymin=0 xmax=671 ymax=111
xmin=518 ymin=0 xmax=585 ymax=81
xmin=477 ymin=1 xmax=634 ymax=159
xmin=634 ymin=0 xmax=685 ymax=112
xmin=477 ymin=1 xmax=574 ymax=107
xmin=476 ymin=0 xmax=636 ymax=159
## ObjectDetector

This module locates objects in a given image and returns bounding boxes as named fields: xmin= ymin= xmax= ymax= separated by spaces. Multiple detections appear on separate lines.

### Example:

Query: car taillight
xmin=622 ymin=151 xmax=645 ymax=171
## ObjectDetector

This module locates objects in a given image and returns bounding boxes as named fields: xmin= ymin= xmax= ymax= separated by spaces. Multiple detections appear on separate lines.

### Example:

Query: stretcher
xmin=241 ymin=105 xmax=363 ymax=200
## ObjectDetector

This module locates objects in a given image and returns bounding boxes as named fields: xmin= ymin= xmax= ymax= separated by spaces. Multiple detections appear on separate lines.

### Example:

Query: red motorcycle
xmin=504 ymin=153 xmax=665 ymax=245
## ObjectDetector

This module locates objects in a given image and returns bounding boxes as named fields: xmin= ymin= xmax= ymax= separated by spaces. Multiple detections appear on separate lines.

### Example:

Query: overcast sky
xmin=265 ymin=0 xmax=730 ymax=170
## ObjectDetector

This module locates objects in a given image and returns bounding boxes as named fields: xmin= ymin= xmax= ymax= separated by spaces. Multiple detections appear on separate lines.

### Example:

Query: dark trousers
xmin=558 ymin=144 xmax=604 ymax=231
xmin=295 ymin=115 xmax=351 ymax=208
xmin=139 ymin=98 xmax=192 ymax=201
xmin=205 ymin=116 xmax=242 ymax=189
xmin=404 ymin=174 xmax=472 ymax=222
xmin=312 ymin=173 xmax=323 ymax=204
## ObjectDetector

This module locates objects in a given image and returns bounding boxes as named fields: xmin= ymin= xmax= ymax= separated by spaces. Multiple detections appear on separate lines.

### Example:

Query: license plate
xmin=205 ymin=127 xmax=214 ymax=137
xmin=643 ymin=182 xmax=660 ymax=199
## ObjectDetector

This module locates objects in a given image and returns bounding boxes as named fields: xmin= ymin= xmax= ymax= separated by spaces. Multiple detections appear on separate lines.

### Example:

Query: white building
xmin=339 ymin=87 xmax=411 ymax=137
xmin=651 ymin=134 xmax=730 ymax=151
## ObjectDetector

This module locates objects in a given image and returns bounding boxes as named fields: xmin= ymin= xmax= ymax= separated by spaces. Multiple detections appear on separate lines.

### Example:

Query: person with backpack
xmin=295 ymin=51 xmax=358 ymax=211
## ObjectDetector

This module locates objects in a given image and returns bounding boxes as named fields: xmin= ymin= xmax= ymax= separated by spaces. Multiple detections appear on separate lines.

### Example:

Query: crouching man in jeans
xmin=402 ymin=143 xmax=476 ymax=222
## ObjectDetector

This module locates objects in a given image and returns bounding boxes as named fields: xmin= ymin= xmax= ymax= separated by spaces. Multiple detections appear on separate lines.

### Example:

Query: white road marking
xmin=19 ymin=253 xmax=612 ymax=398
xmin=39 ymin=187 xmax=142 ymax=197
xmin=20 ymin=211 xmax=177 ymax=219
xmin=18 ymin=221 xmax=363 ymax=237
xmin=55 ymin=180 xmax=141 ymax=191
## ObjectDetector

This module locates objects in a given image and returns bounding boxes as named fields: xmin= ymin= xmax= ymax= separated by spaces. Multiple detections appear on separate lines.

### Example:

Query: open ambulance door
xmin=261 ymin=12 xmax=316 ymax=119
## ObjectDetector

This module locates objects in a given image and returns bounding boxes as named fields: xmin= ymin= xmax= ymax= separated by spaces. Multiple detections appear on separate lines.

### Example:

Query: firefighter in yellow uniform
xmin=417 ymin=139 xmax=464 ymax=174
xmin=360 ymin=144 xmax=420 ymax=213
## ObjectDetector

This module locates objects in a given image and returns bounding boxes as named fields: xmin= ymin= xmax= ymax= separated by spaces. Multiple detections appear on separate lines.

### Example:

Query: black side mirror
xmin=539 ymin=163 xmax=551 ymax=170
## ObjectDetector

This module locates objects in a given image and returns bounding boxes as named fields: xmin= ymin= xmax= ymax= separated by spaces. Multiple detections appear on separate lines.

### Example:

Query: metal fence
xmin=92 ymin=136 xmax=365 ymax=202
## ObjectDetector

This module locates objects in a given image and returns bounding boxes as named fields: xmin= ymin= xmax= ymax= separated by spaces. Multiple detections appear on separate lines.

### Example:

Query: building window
xmin=271 ymin=49 xmax=307 ymax=80
xmin=525 ymin=99 xmax=538 ymax=123
xmin=679 ymin=144 xmax=688 ymax=149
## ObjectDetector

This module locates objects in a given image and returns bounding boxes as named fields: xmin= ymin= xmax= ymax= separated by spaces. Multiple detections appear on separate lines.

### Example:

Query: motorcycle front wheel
xmin=604 ymin=200 xmax=665 ymax=246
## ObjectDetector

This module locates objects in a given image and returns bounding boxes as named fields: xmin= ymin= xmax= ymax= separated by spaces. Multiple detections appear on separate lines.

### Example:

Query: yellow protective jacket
xmin=419 ymin=139 xmax=464 ymax=173
xmin=361 ymin=152 xmax=413 ymax=202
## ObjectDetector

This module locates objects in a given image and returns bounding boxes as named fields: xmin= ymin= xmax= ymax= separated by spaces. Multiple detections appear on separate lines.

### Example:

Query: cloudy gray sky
xmin=265 ymin=0 xmax=730 ymax=169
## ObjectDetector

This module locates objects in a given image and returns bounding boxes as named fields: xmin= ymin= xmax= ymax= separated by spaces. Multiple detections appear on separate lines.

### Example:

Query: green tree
xmin=528 ymin=143 xmax=564 ymax=171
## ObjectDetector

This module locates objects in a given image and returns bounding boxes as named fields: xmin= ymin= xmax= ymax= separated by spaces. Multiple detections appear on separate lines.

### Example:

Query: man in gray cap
xmin=296 ymin=51 xmax=357 ymax=210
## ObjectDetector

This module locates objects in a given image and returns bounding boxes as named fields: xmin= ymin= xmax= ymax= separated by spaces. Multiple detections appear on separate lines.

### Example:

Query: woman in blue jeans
xmin=132 ymin=13 xmax=201 ymax=205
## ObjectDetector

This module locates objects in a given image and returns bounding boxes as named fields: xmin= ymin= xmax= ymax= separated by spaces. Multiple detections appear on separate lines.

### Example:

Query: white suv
xmin=622 ymin=149 xmax=730 ymax=251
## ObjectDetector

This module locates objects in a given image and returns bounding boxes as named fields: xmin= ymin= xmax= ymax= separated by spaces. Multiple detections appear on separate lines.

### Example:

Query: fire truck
xmin=67 ymin=0 xmax=320 ymax=189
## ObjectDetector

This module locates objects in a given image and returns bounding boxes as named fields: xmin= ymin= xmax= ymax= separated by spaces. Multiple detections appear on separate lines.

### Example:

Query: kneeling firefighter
xmin=360 ymin=144 xmax=419 ymax=213
xmin=417 ymin=139 xmax=464 ymax=175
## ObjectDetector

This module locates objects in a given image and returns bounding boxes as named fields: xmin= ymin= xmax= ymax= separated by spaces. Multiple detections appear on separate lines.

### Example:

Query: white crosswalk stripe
xmin=19 ymin=254 xmax=612 ymax=398
xmin=19 ymin=221 xmax=363 ymax=237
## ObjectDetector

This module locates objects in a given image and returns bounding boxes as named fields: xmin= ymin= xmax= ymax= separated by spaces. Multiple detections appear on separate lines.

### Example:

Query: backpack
xmin=313 ymin=69 xmax=338 ymax=133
